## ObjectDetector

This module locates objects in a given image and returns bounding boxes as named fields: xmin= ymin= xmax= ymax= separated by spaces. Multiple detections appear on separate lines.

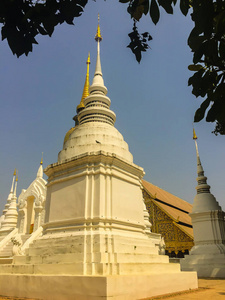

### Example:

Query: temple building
xmin=0 ymin=18 xmax=197 ymax=299
xmin=143 ymin=180 xmax=194 ymax=258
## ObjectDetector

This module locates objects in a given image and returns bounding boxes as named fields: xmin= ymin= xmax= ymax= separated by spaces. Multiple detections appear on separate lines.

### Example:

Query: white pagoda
xmin=0 ymin=19 xmax=197 ymax=299
xmin=181 ymin=130 xmax=225 ymax=277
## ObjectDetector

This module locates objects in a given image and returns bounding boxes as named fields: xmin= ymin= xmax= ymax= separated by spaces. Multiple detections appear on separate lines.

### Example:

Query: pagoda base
xmin=181 ymin=253 xmax=225 ymax=278
xmin=0 ymin=272 xmax=197 ymax=300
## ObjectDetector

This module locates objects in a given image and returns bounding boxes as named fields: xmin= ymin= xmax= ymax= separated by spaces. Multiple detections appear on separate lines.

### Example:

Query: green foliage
xmin=1 ymin=0 xmax=225 ymax=134
xmin=0 ymin=0 xmax=88 ymax=57
xmin=127 ymin=21 xmax=152 ymax=62
xmin=188 ymin=65 xmax=203 ymax=71
xmin=188 ymin=0 xmax=225 ymax=134
xmin=150 ymin=0 xmax=160 ymax=25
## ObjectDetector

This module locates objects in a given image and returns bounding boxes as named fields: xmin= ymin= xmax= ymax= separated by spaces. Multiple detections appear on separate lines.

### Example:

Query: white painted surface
xmin=181 ymin=140 xmax=225 ymax=277
xmin=0 ymin=273 xmax=198 ymax=300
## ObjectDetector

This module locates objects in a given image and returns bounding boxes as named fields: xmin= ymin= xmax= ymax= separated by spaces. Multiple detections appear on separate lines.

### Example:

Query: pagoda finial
xmin=193 ymin=128 xmax=201 ymax=170
xmin=40 ymin=152 xmax=43 ymax=165
xmin=193 ymin=127 xmax=200 ymax=162
xmin=76 ymin=53 xmax=91 ymax=113
xmin=94 ymin=14 xmax=102 ymax=77
xmin=95 ymin=14 xmax=102 ymax=42
xmin=90 ymin=15 xmax=106 ymax=92
xmin=193 ymin=128 xmax=197 ymax=140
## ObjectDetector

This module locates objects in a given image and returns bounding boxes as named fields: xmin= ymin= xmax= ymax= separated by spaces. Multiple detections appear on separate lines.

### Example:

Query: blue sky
xmin=0 ymin=1 xmax=224 ymax=212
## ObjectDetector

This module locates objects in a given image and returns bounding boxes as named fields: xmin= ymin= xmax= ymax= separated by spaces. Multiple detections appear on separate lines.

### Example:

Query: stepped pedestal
xmin=0 ymin=152 xmax=197 ymax=299
xmin=181 ymin=210 xmax=225 ymax=277
xmin=0 ymin=273 xmax=197 ymax=300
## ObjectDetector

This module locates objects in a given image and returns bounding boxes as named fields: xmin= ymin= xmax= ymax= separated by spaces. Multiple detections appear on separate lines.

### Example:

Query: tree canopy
xmin=1 ymin=0 xmax=225 ymax=134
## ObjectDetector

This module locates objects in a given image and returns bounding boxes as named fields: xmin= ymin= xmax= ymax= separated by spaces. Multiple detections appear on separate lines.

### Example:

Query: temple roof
xmin=142 ymin=179 xmax=193 ymax=239
xmin=175 ymin=223 xmax=193 ymax=238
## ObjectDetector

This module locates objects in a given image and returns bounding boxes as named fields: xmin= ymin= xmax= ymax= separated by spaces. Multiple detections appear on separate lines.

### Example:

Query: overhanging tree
xmin=1 ymin=0 xmax=225 ymax=134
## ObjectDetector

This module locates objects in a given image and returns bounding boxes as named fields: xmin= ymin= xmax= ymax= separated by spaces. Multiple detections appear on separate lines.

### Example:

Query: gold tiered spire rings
xmin=193 ymin=128 xmax=197 ymax=140
xmin=76 ymin=53 xmax=91 ymax=113
xmin=95 ymin=14 xmax=102 ymax=42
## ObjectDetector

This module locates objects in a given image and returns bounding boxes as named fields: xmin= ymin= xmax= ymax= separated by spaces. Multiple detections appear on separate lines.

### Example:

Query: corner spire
xmin=40 ymin=152 xmax=43 ymax=165
xmin=2 ymin=169 xmax=17 ymax=215
xmin=10 ymin=169 xmax=16 ymax=195
xmin=76 ymin=53 xmax=91 ymax=113
xmin=37 ymin=154 xmax=44 ymax=178
xmin=1 ymin=170 xmax=18 ymax=230
xmin=13 ymin=171 xmax=18 ymax=197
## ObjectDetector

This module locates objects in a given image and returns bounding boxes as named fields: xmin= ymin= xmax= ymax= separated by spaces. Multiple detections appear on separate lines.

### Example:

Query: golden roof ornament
xmin=13 ymin=168 xmax=16 ymax=176
xmin=193 ymin=128 xmax=197 ymax=140
xmin=95 ymin=14 xmax=102 ymax=42
xmin=40 ymin=152 xmax=43 ymax=165
xmin=76 ymin=53 xmax=91 ymax=113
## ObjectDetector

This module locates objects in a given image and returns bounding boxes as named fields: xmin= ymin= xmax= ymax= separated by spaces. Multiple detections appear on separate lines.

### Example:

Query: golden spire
xmin=16 ymin=170 xmax=18 ymax=182
xmin=95 ymin=14 xmax=102 ymax=42
xmin=76 ymin=53 xmax=91 ymax=113
xmin=40 ymin=152 xmax=43 ymax=165
xmin=193 ymin=128 xmax=198 ymax=140
xmin=13 ymin=168 xmax=16 ymax=176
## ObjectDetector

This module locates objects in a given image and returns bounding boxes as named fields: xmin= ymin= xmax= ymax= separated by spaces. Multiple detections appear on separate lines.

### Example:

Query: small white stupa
xmin=0 ymin=169 xmax=16 ymax=230
xmin=0 ymin=18 xmax=197 ymax=300
xmin=181 ymin=129 xmax=225 ymax=277
xmin=0 ymin=170 xmax=18 ymax=235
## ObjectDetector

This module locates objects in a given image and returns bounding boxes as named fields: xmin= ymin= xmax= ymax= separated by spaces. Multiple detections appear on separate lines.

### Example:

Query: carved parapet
xmin=18 ymin=198 xmax=26 ymax=210
xmin=11 ymin=236 xmax=24 ymax=256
